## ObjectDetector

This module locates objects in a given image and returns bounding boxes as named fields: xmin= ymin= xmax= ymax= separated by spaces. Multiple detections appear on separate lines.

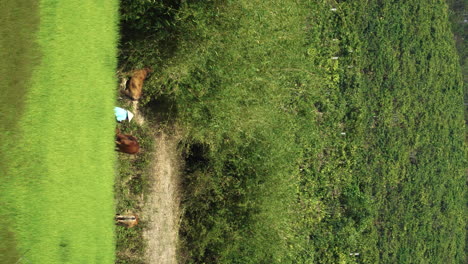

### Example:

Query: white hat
xmin=127 ymin=111 xmax=134 ymax=121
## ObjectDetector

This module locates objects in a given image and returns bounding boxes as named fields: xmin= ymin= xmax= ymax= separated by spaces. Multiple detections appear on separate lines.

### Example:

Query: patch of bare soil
xmin=142 ymin=128 xmax=182 ymax=264
xmin=126 ymin=91 xmax=182 ymax=264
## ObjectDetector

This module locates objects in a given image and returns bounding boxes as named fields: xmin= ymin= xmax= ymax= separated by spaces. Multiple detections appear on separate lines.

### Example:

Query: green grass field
xmin=0 ymin=1 xmax=118 ymax=263
xmin=119 ymin=0 xmax=467 ymax=263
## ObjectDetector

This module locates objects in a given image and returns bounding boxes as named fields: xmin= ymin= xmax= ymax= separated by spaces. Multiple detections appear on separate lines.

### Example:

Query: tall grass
xmin=119 ymin=0 xmax=467 ymax=263
xmin=0 ymin=1 xmax=119 ymax=263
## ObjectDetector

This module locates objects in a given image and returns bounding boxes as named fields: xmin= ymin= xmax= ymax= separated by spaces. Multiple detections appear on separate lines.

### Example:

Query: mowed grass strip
xmin=0 ymin=0 xmax=118 ymax=263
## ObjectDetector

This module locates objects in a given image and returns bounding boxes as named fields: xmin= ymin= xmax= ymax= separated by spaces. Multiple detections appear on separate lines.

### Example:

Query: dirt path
xmin=126 ymin=93 xmax=183 ymax=264
xmin=142 ymin=129 xmax=182 ymax=264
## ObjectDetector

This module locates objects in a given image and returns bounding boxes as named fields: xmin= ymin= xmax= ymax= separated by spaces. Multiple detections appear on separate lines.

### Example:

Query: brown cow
xmin=115 ymin=214 xmax=139 ymax=228
xmin=116 ymin=132 xmax=140 ymax=154
xmin=122 ymin=68 xmax=153 ymax=101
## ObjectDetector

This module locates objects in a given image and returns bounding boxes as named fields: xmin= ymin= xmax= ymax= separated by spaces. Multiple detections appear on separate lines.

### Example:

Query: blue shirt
xmin=114 ymin=107 xmax=128 ymax=122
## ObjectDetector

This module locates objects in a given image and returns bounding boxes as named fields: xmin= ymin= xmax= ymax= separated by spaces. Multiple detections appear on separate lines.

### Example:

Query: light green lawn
xmin=0 ymin=1 xmax=118 ymax=263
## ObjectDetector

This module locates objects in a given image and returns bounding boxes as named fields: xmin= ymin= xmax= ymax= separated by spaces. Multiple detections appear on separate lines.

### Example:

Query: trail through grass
xmin=0 ymin=1 xmax=118 ymax=263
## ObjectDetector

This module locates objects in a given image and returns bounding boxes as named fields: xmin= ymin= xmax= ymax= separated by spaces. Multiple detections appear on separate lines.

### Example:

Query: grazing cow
xmin=115 ymin=214 xmax=139 ymax=228
xmin=122 ymin=68 xmax=153 ymax=101
xmin=116 ymin=132 xmax=140 ymax=154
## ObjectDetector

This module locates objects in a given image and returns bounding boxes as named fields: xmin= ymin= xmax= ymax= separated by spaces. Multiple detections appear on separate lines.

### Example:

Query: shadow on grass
xmin=0 ymin=1 xmax=41 ymax=262
xmin=143 ymin=94 xmax=178 ymax=125
xmin=0 ymin=220 xmax=20 ymax=264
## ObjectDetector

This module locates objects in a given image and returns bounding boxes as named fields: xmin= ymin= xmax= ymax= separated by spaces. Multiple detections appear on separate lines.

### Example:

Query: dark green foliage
xmin=119 ymin=0 xmax=467 ymax=263
xmin=119 ymin=0 xmax=181 ymax=83
xmin=120 ymin=0 xmax=180 ymax=34
xmin=447 ymin=0 xmax=467 ymax=62
xmin=446 ymin=0 xmax=468 ymax=144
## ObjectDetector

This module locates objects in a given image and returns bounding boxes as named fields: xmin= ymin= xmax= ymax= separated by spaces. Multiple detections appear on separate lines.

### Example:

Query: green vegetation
xmin=122 ymin=0 xmax=466 ymax=263
xmin=0 ymin=1 xmax=118 ymax=263
xmin=447 ymin=0 xmax=468 ymax=143
xmin=448 ymin=0 xmax=467 ymax=81
xmin=114 ymin=116 xmax=154 ymax=264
